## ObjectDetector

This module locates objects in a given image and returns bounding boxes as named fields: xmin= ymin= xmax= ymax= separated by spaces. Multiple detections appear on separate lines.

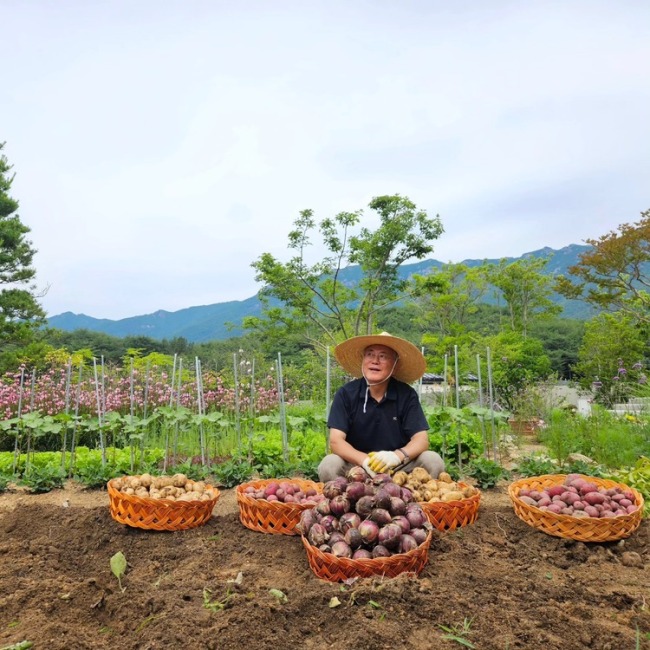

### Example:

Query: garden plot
xmin=0 ymin=485 xmax=648 ymax=650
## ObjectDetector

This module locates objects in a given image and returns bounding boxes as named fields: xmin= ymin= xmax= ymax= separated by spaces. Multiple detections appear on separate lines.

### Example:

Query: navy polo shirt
xmin=327 ymin=377 xmax=429 ymax=453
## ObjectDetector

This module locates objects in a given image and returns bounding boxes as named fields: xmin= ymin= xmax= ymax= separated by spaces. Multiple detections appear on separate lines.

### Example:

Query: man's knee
xmin=417 ymin=451 xmax=445 ymax=478
xmin=318 ymin=454 xmax=348 ymax=482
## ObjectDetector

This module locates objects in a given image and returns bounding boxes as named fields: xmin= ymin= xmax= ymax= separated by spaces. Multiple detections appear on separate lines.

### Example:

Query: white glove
xmin=368 ymin=450 xmax=401 ymax=474
xmin=362 ymin=457 xmax=377 ymax=478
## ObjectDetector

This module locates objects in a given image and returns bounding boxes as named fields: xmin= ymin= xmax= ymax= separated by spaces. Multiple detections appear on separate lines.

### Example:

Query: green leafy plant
xmin=465 ymin=457 xmax=510 ymax=489
xmin=213 ymin=457 xmax=255 ymax=488
xmin=514 ymin=454 xmax=559 ymax=477
xmin=438 ymin=617 xmax=475 ymax=648
xmin=21 ymin=463 xmax=65 ymax=493
xmin=607 ymin=456 xmax=650 ymax=516
xmin=202 ymin=587 xmax=233 ymax=612
xmin=268 ymin=588 xmax=287 ymax=604
xmin=110 ymin=551 xmax=127 ymax=593
xmin=0 ymin=474 xmax=9 ymax=492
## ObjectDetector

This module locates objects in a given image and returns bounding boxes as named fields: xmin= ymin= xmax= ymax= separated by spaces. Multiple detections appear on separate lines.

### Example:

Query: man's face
xmin=362 ymin=344 xmax=398 ymax=384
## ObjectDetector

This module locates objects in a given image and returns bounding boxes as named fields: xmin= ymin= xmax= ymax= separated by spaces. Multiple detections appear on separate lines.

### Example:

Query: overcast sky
xmin=2 ymin=1 xmax=649 ymax=320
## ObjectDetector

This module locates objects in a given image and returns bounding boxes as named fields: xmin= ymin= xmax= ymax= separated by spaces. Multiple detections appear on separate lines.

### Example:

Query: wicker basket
xmin=107 ymin=479 xmax=220 ymax=531
xmin=236 ymin=478 xmax=322 ymax=535
xmin=301 ymin=530 xmax=433 ymax=582
xmin=508 ymin=474 xmax=644 ymax=542
xmin=420 ymin=482 xmax=481 ymax=531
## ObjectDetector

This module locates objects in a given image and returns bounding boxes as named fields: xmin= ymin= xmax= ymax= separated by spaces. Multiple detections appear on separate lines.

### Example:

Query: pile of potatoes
xmin=111 ymin=473 xmax=217 ymax=502
xmin=392 ymin=467 xmax=477 ymax=503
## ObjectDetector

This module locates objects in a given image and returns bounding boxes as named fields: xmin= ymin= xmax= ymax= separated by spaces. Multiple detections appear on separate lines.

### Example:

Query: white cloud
xmin=1 ymin=0 xmax=649 ymax=319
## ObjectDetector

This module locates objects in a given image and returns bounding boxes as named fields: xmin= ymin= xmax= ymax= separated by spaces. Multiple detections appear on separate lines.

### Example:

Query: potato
xmin=438 ymin=472 xmax=453 ymax=483
xmin=411 ymin=467 xmax=431 ymax=483
xmin=441 ymin=490 xmax=465 ymax=502
xmin=171 ymin=473 xmax=187 ymax=488
xmin=462 ymin=486 xmax=476 ymax=498
xmin=139 ymin=473 xmax=153 ymax=488
xmin=392 ymin=471 xmax=408 ymax=486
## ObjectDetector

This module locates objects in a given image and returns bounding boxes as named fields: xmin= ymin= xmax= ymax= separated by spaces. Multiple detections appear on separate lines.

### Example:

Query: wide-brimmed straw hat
xmin=334 ymin=332 xmax=426 ymax=384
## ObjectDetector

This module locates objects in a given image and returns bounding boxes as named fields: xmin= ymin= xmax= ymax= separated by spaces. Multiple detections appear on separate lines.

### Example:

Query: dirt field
xmin=0 ymin=480 xmax=648 ymax=650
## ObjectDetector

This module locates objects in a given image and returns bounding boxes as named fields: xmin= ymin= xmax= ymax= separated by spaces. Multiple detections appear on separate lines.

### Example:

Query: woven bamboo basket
xmin=107 ymin=479 xmax=220 ymax=531
xmin=420 ymin=482 xmax=481 ymax=531
xmin=301 ymin=529 xmax=433 ymax=582
xmin=508 ymin=474 xmax=644 ymax=542
xmin=236 ymin=478 xmax=323 ymax=535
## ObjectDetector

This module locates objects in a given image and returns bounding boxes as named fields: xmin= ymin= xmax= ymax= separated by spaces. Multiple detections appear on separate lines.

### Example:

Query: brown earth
xmin=0 ymin=480 xmax=648 ymax=650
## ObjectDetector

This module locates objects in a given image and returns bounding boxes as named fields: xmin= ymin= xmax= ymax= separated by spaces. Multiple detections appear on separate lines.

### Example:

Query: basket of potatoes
xmin=392 ymin=467 xmax=481 ymax=531
xmin=107 ymin=473 xmax=220 ymax=531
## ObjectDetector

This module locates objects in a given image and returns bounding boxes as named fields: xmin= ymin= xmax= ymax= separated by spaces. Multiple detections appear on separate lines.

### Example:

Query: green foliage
xmin=607 ymin=456 xmax=650 ymax=516
xmin=0 ymin=143 xmax=46 ymax=363
xmin=539 ymin=408 xmax=649 ymax=469
xmin=249 ymin=194 xmax=443 ymax=350
xmin=0 ymin=473 xmax=8 ymax=492
xmin=486 ymin=256 xmax=561 ymax=336
xmin=514 ymin=454 xmax=560 ymax=477
xmin=20 ymin=463 xmax=65 ymax=493
xmin=424 ymin=406 xmax=485 ymax=464
xmin=212 ymin=457 xmax=256 ymax=488
xmin=573 ymin=313 xmax=648 ymax=405
xmin=256 ymin=457 xmax=319 ymax=480
xmin=483 ymin=332 xmax=553 ymax=413
xmin=464 ymin=457 xmax=510 ymax=489
xmin=110 ymin=551 xmax=127 ymax=593
xmin=556 ymin=209 xmax=650 ymax=327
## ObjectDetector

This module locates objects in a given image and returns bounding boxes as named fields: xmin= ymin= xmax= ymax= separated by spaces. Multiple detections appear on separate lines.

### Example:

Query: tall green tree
xmin=0 ymin=142 xmax=45 ymax=349
xmin=556 ymin=209 xmax=650 ymax=326
xmin=412 ymin=263 xmax=491 ymax=338
xmin=486 ymin=256 xmax=561 ymax=337
xmin=247 ymin=195 xmax=443 ymax=352
xmin=573 ymin=312 xmax=648 ymax=406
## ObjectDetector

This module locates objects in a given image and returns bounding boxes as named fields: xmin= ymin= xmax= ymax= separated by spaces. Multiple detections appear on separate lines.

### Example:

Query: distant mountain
xmin=46 ymin=244 xmax=595 ymax=342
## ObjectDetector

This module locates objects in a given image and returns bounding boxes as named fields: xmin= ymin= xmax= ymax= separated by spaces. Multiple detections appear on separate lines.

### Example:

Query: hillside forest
xmin=0 ymin=143 xmax=649 ymax=412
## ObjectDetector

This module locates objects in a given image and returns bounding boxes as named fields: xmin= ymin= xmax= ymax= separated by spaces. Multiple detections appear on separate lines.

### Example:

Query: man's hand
xmin=362 ymin=457 xmax=377 ymax=478
xmin=368 ymin=450 xmax=401 ymax=474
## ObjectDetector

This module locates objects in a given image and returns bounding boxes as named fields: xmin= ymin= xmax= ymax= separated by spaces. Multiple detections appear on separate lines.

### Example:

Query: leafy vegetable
xmin=110 ymin=551 xmax=127 ymax=593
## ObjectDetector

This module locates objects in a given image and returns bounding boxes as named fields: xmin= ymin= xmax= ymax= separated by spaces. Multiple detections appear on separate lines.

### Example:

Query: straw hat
xmin=334 ymin=332 xmax=426 ymax=384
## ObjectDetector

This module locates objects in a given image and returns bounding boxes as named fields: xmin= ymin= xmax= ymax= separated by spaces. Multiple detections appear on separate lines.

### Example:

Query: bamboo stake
xmin=196 ymin=357 xmax=206 ymax=466
xmin=12 ymin=367 xmax=25 ymax=477
xmin=325 ymin=346 xmax=331 ymax=453
xmin=25 ymin=369 xmax=36 ymax=470
xmin=476 ymin=353 xmax=488 ymax=459
xmin=61 ymin=358 xmax=72 ymax=472
xmin=443 ymin=354 xmax=449 ymax=408
xmin=69 ymin=364 xmax=83 ymax=477
xmin=248 ymin=357 xmax=256 ymax=461
xmin=454 ymin=345 xmax=462 ymax=473
xmin=486 ymin=346 xmax=499 ymax=463
xmin=277 ymin=352 xmax=288 ymax=462
xmin=129 ymin=357 xmax=135 ymax=472
xmin=171 ymin=357 xmax=183 ymax=466
xmin=168 ymin=354 xmax=178 ymax=407
xmin=233 ymin=353 xmax=241 ymax=456
xmin=93 ymin=358 xmax=106 ymax=467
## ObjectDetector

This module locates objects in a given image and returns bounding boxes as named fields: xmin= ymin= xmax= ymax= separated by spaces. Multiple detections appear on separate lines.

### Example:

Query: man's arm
xmin=329 ymin=428 xmax=370 ymax=466
xmin=395 ymin=430 xmax=429 ymax=463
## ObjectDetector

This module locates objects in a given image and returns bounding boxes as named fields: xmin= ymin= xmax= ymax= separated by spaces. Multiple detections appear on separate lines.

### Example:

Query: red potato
xmin=546 ymin=486 xmax=565 ymax=498
xmin=583 ymin=492 xmax=606 ymax=506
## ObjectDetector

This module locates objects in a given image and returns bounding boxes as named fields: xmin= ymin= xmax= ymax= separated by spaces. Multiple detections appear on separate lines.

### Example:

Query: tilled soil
xmin=0 ymin=482 xmax=648 ymax=650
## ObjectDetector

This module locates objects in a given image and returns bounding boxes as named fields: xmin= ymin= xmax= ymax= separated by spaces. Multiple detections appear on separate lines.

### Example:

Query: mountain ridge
xmin=47 ymin=244 xmax=593 ymax=342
